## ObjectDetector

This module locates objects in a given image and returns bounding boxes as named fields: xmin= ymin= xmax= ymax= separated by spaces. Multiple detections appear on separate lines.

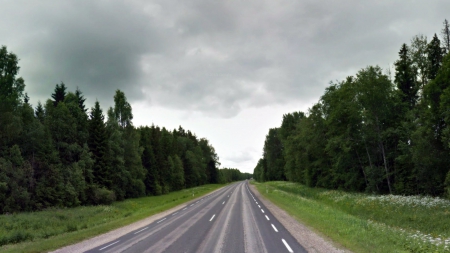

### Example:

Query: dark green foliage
xmin=218 ymin=168 xmax=252 ymax=183
xmin=254 ymin=22 xmax=450 ymax=198
xmin=0 ymin=46 xmax=230 ymax=214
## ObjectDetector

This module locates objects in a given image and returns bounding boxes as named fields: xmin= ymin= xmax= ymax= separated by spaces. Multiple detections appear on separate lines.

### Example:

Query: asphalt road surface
xmin=85 ymin=181 xmax=307 ymax=253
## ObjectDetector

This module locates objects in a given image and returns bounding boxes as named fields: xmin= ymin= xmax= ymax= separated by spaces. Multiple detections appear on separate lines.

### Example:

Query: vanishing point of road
xmin=85 ymin=181 xmax=307 ymax=253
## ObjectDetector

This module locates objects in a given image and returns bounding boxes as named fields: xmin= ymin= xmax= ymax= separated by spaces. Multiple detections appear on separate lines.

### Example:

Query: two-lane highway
xmin=86 ymin=181 xmax=307 ymax=253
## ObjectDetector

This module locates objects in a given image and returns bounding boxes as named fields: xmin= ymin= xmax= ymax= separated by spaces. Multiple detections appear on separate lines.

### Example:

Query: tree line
xmin=254 ymin=20 xmax=450 ymax=197
xmin=0 ymin=45 xmax=250 ymax=214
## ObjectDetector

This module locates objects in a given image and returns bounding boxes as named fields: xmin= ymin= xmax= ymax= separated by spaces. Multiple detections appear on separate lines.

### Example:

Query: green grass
xmin=252 ymin=181 xmax=450 ymax=253
xmin=0 ymin=184 xmax=224 ymax=253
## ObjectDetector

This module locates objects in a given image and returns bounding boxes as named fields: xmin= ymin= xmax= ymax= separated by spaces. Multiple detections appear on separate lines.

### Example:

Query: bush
xmin=92 ymin=187 xmax=116 ymax=205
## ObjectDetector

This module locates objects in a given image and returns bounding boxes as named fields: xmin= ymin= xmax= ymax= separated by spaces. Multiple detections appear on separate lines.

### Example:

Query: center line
xmin=271 ymin=224 xmax=278 ymax=232
xmin=209 ymin=214 xmax=216 ymax=221
xmin=99 ymin=240 xmax=120 ymax=251
xmin=172 ymin=212 xmax=178 ymax=216
xmin=261 ymin=209 xmax=265 ymax=213
xmin=222 ymin=201 xmax=225 ymax=204
xmin=157 ymin=218 xmax=167 ymax=223
xmin=282 ymin=239 xmax=294 ymax=253
xmin=134 ymin=227 xmax=148 ymax=234
xmin=265 ymin=215 xmax=270 ymax=220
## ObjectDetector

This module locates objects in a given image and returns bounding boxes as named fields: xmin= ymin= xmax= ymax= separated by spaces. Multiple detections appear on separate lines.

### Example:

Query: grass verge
xmin=0 ymin=184 xmax=224 ymax=253
xmin=252 ymin=181 xmax=450 ymax=253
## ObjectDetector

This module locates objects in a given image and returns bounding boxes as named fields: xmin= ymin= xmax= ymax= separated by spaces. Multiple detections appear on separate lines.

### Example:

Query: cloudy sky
xmin=1 ymin=1 xmax=449 ymax=173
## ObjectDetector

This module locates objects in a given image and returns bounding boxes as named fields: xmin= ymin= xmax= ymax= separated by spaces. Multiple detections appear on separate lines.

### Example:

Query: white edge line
xmin=271 ymin=224 xmax=278 ymax=232
xmin=222 ymin=201 xmax=225 ymax=204
xmin=183 ymin=208 xmax=187 ymax=210
xmin=282 ymin=239 xmax=294 ymax=253
xmin=157 ymin=218 xmax=167 ymax=223
xmin=265 ymin=215 xmax=270 ymax=220
xmin=172 ymin=212 xmax=178 ymax=216
xmin=258 ymin=205 xmax=261 ymax=208
xmin=134 ymin=227 xmax=148 ymax=234
xmin=209 ymin=214 xmax=216 ymax=221
xmin=99 ymin=240 xmax=120 ymax=250
xmin=261 ymin=209 xmax=264 ymax=213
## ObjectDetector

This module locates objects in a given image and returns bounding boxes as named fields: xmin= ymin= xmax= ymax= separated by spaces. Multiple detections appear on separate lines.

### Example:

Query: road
xmin=85 ymin=181 xmax=307 ymax=253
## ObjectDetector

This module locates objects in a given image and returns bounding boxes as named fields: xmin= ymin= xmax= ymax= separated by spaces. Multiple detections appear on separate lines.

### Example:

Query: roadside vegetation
xmin=253 ymin=181 xmax=450 ymax=252
xmin=0 ymin=184 xmax=223 ymax=253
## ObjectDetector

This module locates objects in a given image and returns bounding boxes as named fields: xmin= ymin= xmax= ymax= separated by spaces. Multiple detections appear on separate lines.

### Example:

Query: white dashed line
xmin=228 ymin=195 xmax=229 ymax=197
xmin=134 ymin=227 xmax=148 ymax=234
xmin=258 ymin=205 xmax=261 ymax=208
xmin=271 ymin=224 xmax=278 ymax=232
xmin=282 ymin=239 xmax=294 ymax=252
xmin=222 ymin=201 xmax=225 ymax=204
xmin=256 ymin=202 xmax=258 ymax=204
xmin=190 ymin=204 xmax=194 ymax=206
xmin=261 ymin=209 xmax=265 ymax=213
xmin=172 ymin=212 xmax=178 ymax=216
xmin=183 ymin=208 xmax=187 ymax=210
xmin=209 ymin=214 xmax=216 ymax=221
xmin=99 ymin=241 xmax=120 ymax=250
xmin=157 ymin=218 xmax=167 ymax=223
xmin=265 ymin=215 xmax=270 ymax=220
xmin=196 ymin=201 xmax=199 ymax=203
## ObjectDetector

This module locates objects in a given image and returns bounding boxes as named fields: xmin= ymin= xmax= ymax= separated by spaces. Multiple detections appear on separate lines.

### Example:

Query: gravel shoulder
xmin=248 ymin=183 xmax=351 ymax=253
xmin=50 ymin=187 xmax=226 ymax=253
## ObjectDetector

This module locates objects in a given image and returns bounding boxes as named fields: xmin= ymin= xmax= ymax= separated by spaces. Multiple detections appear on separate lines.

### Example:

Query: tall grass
xmin=0 ymin=184 xmax=224 ymax=253
xmin=252 ymin=181 xmax=450 ymax=253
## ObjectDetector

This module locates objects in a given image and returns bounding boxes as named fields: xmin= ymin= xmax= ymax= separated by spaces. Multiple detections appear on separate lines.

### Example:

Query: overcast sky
xmin=1 ymin=1 xmax=449 ymax=173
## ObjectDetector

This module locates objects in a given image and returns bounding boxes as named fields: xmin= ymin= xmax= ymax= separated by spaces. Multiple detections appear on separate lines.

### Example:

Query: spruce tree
xmin=51 ymin=82 xmax=67 ymax=107
xmin=427 ymin=34 xmax=443 ymax=80
xmin=395 ymin=43 xmax=418 ymax=109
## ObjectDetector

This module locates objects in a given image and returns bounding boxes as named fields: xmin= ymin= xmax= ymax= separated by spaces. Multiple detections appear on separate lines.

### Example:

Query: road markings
xmin=282 ymin=239 xmax=294 ymax=253
xmin=222 ymin=201 xmax=225 ymax=204
xmin=265 ymin=215 xmax=270 ymax=220
xmin=99 ymin=240 xmax=120 ymax=250
xmin=228 ymin=195 xmax=229 ymax=197
xmin=190 ymin=204 xmax=194 ymax=206
xmin=271 ymin=224 xmax=278 ymax=232
xmin=261 ymin=209 xmax=265 ymax=213
xmin=134 ymin=227 xmax=148 ymax=234
xmin=157 ymin=218 xmax=167 ymax=223
xmin=172 ymin=212 xmax=178 ymax=216
xmin=258 ymin=205 xmax=261 ymax=208
xmin=182 ymin=208 xmax=187 ymax=210
xmin=196 ymin=201 xmax=199 ymax=203
xmin=256 ymin=202 xmax=258 ymax=204
xmin=209 ymin=214 xmax=216 ymax=221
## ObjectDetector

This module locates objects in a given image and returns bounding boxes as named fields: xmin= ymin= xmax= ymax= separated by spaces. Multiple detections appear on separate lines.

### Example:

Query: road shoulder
xmin=248 ymin=183 xmax=351 ymax=253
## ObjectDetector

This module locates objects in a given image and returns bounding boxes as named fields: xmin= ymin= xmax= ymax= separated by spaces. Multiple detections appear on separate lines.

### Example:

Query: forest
xmin=254 ymin=20 xmax=450 ymax=197
xmin=0 ymin=46 xmax=250 ymax=214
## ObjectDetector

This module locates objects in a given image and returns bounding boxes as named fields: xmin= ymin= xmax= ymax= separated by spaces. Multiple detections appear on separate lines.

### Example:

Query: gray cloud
xmin=2 ymin=0 xmax=450 ymax=118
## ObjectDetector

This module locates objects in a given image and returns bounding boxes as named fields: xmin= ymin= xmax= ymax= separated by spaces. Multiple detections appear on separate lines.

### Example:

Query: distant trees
xmin=0 ymin=45 xmax=231 ymax=213
xmin=254 ymin=20 xmax=450 ymax=198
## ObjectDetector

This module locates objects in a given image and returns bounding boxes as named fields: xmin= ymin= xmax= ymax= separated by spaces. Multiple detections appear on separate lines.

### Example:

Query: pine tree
xmin=88 ymin=101 xmax=111 ymax=188
xmin=427 ymin=34 xmax=444 ymax=80
xmin=395 ymin=43 xmax=418 ymax=109
xmin=441 ymin=19 xmax=450 ymax=54
xmin=51 ymin=82 xmax=67 ymax=107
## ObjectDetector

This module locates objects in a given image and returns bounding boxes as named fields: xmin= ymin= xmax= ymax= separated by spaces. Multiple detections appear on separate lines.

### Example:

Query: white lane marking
xmin=261 ymin=209 xmax=265 ymax=213
xmin=190 ymin=204 xmax=194 ymax=206
xmin=99 ymin=240 xmax=120 ymax=250
xmin=258 ymin=205 xmax=261 ymax=208
xmin=196 ymin=201 xmax=199 ymax=203
xmin=271 ymin=224 xmax=278 ymax=232
xmin=282 ymin=239 xmax=294 ymax=253
xmin=228 ymin=195 xmax=229 ymax=197
xmin=265 ymin=215 xmax=270 ymax=220
xmin=183 ymin=208 xmax=187 ymax=210
xmin=172 ymin=212 xmax=178 ymax=216
xmin=256 ymin=202 xmax=258 ymax=204
xmin=134 ymin=227 xmax=148 ymax=234
xmin=209 ymin=214 xmax=216 ymax=221
xmin=157 ymin=218 xmax=167 ymax=223
xmin=222 ymin=201 xmax=225 ymax=204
